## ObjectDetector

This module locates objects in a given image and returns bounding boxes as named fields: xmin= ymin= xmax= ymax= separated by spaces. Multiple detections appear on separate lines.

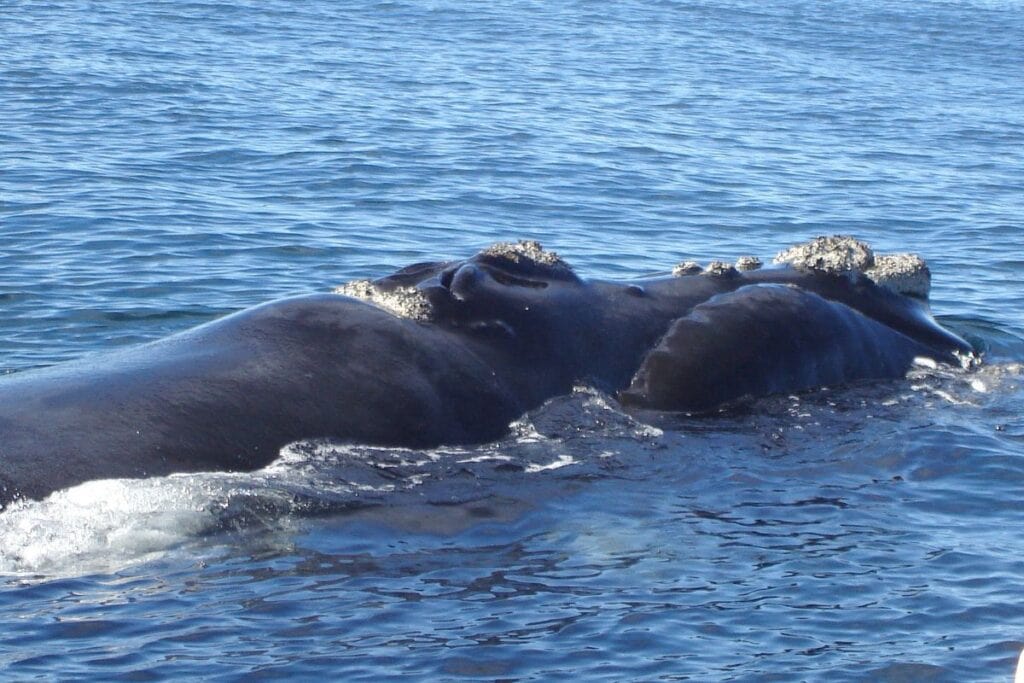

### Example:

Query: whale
xmin=0 ymin=236 xmax=974 ymax=507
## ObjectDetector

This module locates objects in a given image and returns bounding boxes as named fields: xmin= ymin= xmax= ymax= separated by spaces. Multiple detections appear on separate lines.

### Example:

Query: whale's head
xmin=440 ymin=241 xmax=579 ymax=305
xmin=336 ymin=242 xmax=589 ymax=328
xmin=340 ymin=241 xmax=598 ymax=359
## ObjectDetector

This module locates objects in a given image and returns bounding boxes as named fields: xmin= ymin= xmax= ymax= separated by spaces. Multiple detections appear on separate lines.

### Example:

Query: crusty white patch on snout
xmin=704 ymin=261 xmax=738 ymax=277
xmin=773 ymin=235 xmax=931 ymax=298
xmin=480 ymin=240 xmax=567 ymax=268
xmin=865 ymin=253 xmax=931 ymax=299
xmin=774 ymin=235 xmax=875 ymax=273
xmin=334 ymin=280 xmax=433 ymax=321
xmin=735 ymin=256 xmax=762 ymax=271
xmin=672 ymin=261 xmax=702 ymax=276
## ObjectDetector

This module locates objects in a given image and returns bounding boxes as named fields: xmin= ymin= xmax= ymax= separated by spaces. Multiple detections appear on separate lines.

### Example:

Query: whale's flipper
xmin=619 ymin=283 xmax=934 ymax=412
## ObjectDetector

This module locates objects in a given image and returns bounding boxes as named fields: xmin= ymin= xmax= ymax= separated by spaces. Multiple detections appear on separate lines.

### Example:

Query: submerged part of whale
xmin=0 ymin=236 xmax=975 ymax=506
xmin=620 ymin=284 xmax=937 ymax=411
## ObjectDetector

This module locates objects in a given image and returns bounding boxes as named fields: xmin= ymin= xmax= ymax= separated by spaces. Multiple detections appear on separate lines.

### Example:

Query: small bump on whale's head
xmin=704 ymin=261 xmax=739 ymax=278
xmin=474 ymin=240 xmax=580 ymax=284
xmin=774 ymin=235 xmax=931 ymax=298
xmin=672 ymin=261 xmax=703 ymax=276
xmin=334 ymin=280 xmax=434 ymax=321
xmin=735 ymin=256 xmax=762 ymax=271
xmin=479 ymin=240 xmax=565 ymax=267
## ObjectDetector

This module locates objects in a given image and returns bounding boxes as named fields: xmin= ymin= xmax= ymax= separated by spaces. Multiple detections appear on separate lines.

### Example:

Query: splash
xmin=0 ymin=476 xmax=225 ymax=575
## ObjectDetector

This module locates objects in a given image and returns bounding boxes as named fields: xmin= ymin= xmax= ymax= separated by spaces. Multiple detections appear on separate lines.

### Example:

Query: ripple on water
xmin=3 ymin=0 xmax=1024 ymax=679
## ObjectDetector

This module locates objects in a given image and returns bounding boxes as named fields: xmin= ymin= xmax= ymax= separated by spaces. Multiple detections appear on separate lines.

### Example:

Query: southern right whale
xmin=0 ymin=236 xmax=974 ymax=506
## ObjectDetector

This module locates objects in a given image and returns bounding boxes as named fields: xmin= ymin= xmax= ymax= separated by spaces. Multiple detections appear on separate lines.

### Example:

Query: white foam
xmin=0 ymin=431 xmax=601 ymax=575
xmin=509 ymin=417 xmax=548 ymax=444
xmin=457 ymin=454 xmax=514 ymax=465
xmin=0 ymin=475 xmax=224 ymax=575
xmin=0 ymin=443 xmax=366 ymax=576
xmin=633 ymin=424 xmax=664 ymax=438
xmin=525 ymin=455 xmax=576 ymax=473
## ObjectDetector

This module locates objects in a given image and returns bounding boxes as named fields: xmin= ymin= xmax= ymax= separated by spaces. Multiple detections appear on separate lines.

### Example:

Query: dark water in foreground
xmin=3 ymin=0 xmax=1024 ymax=680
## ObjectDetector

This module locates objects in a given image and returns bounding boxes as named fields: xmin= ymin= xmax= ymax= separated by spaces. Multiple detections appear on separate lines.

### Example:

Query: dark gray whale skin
xmin=0 ymin=249 xmax=972 ymax=506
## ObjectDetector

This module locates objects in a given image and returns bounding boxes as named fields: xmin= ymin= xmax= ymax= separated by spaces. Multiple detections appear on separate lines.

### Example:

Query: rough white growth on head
xmin=865 ymin=253 xmax=931 ymax=298
xmin=735 ymin=256 xmax=762 ymax=271
xmin=775 ymin=235 xmax=932 ymax=298
xmin=480 ymin=240 xmax=567 ymax=267
xmin=774 ymin=235 xmax=875 ymax=273
xmin=334 ymin=279 xmax=433 ymax=321
xmin=672 ymin=261 xmax=703 ymax=276
xmin=704 ymin=261 xmax=738 ymax=277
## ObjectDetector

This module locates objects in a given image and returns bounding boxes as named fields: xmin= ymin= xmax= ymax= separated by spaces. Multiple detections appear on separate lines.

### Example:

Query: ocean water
xmin=2 ymin=0 xmax=1024 ymax=679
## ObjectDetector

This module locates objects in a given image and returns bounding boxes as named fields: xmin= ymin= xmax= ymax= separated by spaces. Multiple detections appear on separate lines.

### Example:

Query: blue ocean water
xmin=2 ymin=0 xmax=1024 ymax=679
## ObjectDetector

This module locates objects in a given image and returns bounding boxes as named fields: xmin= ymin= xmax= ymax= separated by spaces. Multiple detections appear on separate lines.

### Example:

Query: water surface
xmin=2 ymin=0 xmax=1024 ymax=680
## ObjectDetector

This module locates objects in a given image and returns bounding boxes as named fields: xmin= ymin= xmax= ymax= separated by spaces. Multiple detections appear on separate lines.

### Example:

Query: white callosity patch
xmin=480 ymin=239 xmax=567 ymax=268
xmin=735 ymin=256 xmax=762 ymax=271
xmin=865 ymin=253 xmax=931 ymax=299
xmin=672 ymin=261 xmax=702 ymax=276
xmin=773 ymin=235 xmax=932 ymax=298
xmin=774 ymin=235 xmax=875 ymax=273
xmin=903 ymin=359 xmax=1019 ymax=407
xmin=704 ymin=261 xmax=738 ymax=277
xmin=333 ymin=279 xmax=433 ymax=321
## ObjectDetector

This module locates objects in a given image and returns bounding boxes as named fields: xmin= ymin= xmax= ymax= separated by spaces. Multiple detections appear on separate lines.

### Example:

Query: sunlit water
xmin=2 ymin=0 xmax=1024 ymax=680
